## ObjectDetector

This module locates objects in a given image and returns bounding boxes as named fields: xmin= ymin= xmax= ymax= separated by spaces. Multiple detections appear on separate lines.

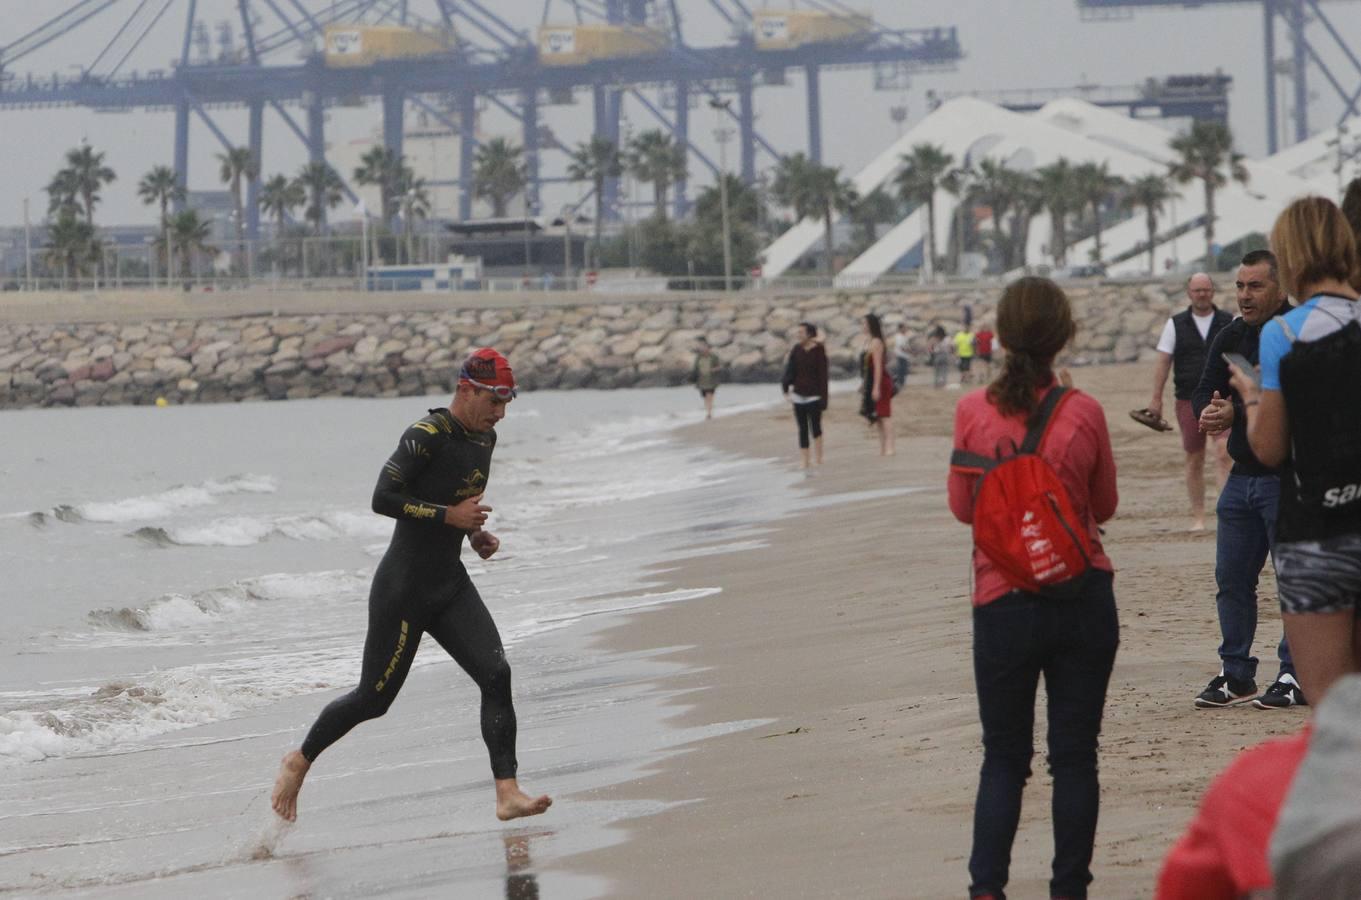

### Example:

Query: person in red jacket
xmin=949 ymin=277 xmax=1119 ymax=900
xmin=1156 ymin=731 xmax=1309 ymax=899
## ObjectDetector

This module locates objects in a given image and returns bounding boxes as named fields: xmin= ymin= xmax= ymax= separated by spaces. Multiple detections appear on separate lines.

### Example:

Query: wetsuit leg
xmin=300 ymin=571 xmax=423 ymax=762
xmin=426 ymin=580 xmax=518 ymax=780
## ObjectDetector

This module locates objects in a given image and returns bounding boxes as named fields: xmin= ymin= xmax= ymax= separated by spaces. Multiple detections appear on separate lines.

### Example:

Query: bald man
xmin=1149 ymin=273 xmax=1233 ymax=530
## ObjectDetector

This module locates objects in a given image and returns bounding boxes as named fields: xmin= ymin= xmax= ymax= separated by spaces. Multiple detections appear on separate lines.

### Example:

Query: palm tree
xmin=626 ymin=129 xmax=687 ymax=220
xmin=472 ymin=138 xmax=526 ymax=218
xmin=1036 ymin=159 xmax=1081 ymax=268
xmin=396 ymin=168 xmax=432 ymax=264
xmin=260 ymin=174 xmax=306 ymax=274
xmin=849 ymin=188 xmax=899 ymax=253
xmin=63 ymin=144 xmax=117 ymax=226
xmin=942 ymin=163 xmax=976 ymax=275
xmin=967 ymin=159 xmax=1015 ymax=271
xmin=1169 ymin=120 xmax=1250 ymax=266
xmin=217 ymin=147 xmax=259 ymax=274
xmin=567 ymin=136 xmax=623 ymax=269
xmin=894 ymin=143 xmax=954 ymax=280
xmin=161 ymin=209 xmax=213 ymax=277
xmin=46 ymin=169 xmax=82 ymax=219
xmin=297 ymin=161 xmax=345 ymax=234
xmin=771 ymin=152 xmax=858 ymax=275
xmin=137 ymin=165 xmax=184 ymax=231
xmin=1073 ymin=161 xmax=1125 ymax=265
xmin=46 ymin=209 xmax=98 ymax=284
xmin=1004 ymin=169 xmax=1046 ymax=271
xmin=1123 ymin=174 xmax=1178 ymax=276
xmin=354 ymin=145 xmax=405 ymax=225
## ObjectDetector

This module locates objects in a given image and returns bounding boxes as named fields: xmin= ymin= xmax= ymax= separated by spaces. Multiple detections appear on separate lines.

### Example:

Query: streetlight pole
xmin=709 ymin=97 xmax=734 ymax=293
xmin=23 ymin=197 xmax=32 ymax=291
xmin=561 ymin=204 xmax=573 ymax=286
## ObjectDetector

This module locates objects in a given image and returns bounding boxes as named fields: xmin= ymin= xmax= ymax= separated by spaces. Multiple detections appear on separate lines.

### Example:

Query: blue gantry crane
xmin=1078 ymin=0 xmax=1361 ymax=153
xmin=0 ymin=1 xmax=963 ymax=229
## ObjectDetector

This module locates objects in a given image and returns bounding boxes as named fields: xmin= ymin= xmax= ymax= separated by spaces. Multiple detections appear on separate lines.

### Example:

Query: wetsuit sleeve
xmin=1192 ymin=326 xmax=1233 ymax=419
xmin=371 ymin=423 xmax=450 ymax=525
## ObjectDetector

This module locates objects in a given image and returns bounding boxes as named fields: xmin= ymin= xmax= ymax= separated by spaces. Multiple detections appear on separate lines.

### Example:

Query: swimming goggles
xmin=460 ymin=366 xmax=517 ymax=399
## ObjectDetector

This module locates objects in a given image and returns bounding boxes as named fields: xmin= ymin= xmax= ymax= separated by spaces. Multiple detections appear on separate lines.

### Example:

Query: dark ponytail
xmin=986 ymin=277 xmax=1075 ymax=419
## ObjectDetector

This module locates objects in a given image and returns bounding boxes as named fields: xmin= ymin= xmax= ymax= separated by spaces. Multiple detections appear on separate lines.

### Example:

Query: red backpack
xmin=950 ymin=387 xmax=1095 ymax=600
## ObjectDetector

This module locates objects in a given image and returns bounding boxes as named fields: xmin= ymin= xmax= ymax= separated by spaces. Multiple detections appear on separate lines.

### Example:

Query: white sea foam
xmin=0 ymin=671 xmax=256 ymax=764
xmin=133 ymin=510 xmax=392 ymax=547
xmin=61 ymin=474 xmax=278 ymax=524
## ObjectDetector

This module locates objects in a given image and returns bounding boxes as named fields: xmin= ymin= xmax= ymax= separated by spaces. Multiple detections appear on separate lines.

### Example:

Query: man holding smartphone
xmin=1190 ymin=251 xmax=1303 ymax=710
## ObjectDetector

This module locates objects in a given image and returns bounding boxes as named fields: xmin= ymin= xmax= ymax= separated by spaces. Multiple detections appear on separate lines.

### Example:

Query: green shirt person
xmin=693 ymin=340 xmax=721 ymax=419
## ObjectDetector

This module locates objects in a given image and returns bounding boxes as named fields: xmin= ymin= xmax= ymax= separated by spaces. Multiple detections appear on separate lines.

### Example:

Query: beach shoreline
xmin=556 ymin=364 xmax=1304 ymax=899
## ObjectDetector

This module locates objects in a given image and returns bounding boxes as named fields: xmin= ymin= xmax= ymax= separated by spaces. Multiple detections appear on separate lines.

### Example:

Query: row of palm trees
xmin=887 ymin=119 xmax=1248 ymax=279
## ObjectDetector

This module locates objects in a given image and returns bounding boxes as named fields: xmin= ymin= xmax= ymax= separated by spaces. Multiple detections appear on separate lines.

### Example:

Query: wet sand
xmin=561 ymin=363 xmax=1305 ymax=898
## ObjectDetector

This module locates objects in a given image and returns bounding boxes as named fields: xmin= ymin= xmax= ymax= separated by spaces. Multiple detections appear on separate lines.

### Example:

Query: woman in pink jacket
xmin=948 ymin=277 xmax=1119 ymax=900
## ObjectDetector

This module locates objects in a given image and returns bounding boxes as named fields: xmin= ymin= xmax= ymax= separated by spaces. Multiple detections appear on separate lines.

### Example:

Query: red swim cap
xmin=460 ymin=347 xmax=516 ymax=391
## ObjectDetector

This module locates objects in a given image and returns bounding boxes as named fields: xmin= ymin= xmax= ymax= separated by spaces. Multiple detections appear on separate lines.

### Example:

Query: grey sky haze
xmin=1 ymin=0 xmax=1357 ymax=226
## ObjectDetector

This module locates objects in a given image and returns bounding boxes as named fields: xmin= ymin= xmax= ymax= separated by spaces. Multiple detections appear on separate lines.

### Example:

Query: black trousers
xmin=793 ymin=402 xmax=823 ymax=449
xmin=968 ymin=571 xmax=1119 ymax=900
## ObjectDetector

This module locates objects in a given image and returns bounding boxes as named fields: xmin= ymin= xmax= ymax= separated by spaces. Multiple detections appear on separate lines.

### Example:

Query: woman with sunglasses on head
xmin=271 ymin=347 xmax=552 ymax=825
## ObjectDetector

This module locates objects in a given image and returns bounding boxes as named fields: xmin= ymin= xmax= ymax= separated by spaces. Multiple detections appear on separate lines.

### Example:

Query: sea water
xmin=0 ymin=385 xmax=808 ymax=897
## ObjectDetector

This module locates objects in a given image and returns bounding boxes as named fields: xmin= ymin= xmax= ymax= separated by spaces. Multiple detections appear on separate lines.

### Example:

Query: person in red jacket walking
xmin=949 ymin=277 xmax=1119 ymax=900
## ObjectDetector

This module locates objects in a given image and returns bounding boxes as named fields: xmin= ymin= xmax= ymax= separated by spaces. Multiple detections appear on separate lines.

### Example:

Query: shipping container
xmin=752 ymin=9 xmax=873 ymax=51
xmin=324 ymin=26 xmax=447 ymax=67
xmin=537 ymin=24 xmax=667 ymax=66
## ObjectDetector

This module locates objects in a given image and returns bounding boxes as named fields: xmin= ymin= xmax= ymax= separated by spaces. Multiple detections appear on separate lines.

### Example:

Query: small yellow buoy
xmin=155 ymin=397 xmax=169 ymax=408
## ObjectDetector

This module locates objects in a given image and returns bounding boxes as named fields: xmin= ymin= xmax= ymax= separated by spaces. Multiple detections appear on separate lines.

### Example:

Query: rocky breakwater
xmin=0 ymin=280 xmax=1186 ymax=409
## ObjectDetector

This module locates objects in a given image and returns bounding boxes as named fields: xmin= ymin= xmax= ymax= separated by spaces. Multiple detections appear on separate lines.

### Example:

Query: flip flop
xmin=1129 ymin=408 xmax=1174 ymax=432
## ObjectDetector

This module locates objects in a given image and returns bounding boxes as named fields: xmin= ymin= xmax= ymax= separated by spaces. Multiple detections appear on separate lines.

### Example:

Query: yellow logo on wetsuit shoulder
xmin=375 ymin=620 xmax=409 ymax=692
xmin=402 ymin=502 xmax=438 ymax=520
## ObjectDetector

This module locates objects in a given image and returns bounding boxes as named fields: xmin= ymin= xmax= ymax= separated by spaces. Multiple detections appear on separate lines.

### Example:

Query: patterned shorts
xmin=1276 ymin=533 xmax=1361 ymax=615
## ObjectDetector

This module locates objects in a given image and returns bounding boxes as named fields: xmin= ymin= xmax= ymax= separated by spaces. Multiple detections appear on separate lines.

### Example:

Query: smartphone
xmin=1222 ymin=352 xmax=1261 ymax=387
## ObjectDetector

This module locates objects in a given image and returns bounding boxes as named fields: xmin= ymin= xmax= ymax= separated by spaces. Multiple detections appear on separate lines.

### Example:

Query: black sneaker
xmin=1253 ymin=673 xmax=1308 ymax=709
xmin=1194 ymin=671 xmax=1258 ymax=708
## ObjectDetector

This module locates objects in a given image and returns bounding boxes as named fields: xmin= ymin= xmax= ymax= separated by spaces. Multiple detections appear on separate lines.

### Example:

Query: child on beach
xmin=948 ymin=277 xmax=1119 ymax=900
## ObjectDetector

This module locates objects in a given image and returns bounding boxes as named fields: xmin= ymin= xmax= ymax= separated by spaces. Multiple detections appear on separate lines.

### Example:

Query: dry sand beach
xmin=562 ymin=362 xmax=1305 ymax=899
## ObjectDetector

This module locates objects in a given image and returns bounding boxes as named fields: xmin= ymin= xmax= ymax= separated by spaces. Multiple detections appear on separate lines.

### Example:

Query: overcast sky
xmin=2 ymin=0 xmax=1357 ymax=226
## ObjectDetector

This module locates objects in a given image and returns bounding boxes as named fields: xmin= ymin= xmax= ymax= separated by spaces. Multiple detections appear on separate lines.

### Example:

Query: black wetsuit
xmin=300 ymin=407 xmax=517 ymax=779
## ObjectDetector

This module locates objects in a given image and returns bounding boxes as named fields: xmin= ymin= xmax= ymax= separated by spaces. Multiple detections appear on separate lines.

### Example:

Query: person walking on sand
xmin=271 ymin=348 xmax=552 ymax=824
xmin=860 ymin=313 xmax=894 ymax=456
xmin=693 ymin=338 xmax=721 ymax=420
xmin=953 ymin=322 xmax=977 ymax=385
xmin=892 ymin=322 xmax=914 ymax=390
xmin=974 ymin=321 xmax=996 ymax=379
xmin=1147 ymin=272 xmax=1233 ymax=530
xmin=1190 ymin=250 xmax=1302 ymax=710
xmin=929 ymin=324 xmax=950 ymax=389
xmin=1232 ymin=196 xmax=1361 ymax=709
xmin=949 ymin=277 xmax=1119 ymax=900
xmin=782 ymin=321 xmax=829 ymax=469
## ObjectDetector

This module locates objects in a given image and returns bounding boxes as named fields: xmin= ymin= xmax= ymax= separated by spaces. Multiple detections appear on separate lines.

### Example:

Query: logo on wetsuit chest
xmin=375 ymin=620 xmax=409 ymax=692
xmin=402 ymin=502 xmax=439 ymax=520
xmin=456 ymin=468 xmax=488 ymax=499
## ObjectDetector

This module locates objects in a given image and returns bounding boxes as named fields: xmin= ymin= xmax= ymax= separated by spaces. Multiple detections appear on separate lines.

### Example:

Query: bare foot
xmin=271 ymin=750 xmax=311 ymax=822
xmin=495 ymin=778 xmax=553 ymax=821
xmin=1190 ymin=519 xmax=1206 ymax=532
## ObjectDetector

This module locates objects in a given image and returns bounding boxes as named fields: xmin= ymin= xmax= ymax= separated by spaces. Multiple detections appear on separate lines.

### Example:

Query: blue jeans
xmin=969 ymin=572 xmax=1119 ymax=900
xmin=1215 ymin=473 xmax=1293 ymax=682
xmin=894 ymin=356 xmax=910 ymax=388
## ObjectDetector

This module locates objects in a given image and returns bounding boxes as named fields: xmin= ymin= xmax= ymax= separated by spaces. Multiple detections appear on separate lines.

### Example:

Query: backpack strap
xmin=1019 ymin=386 xmax=1071 ymax=454
xmin=949 ymin=449 xmax=996 ymax=473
